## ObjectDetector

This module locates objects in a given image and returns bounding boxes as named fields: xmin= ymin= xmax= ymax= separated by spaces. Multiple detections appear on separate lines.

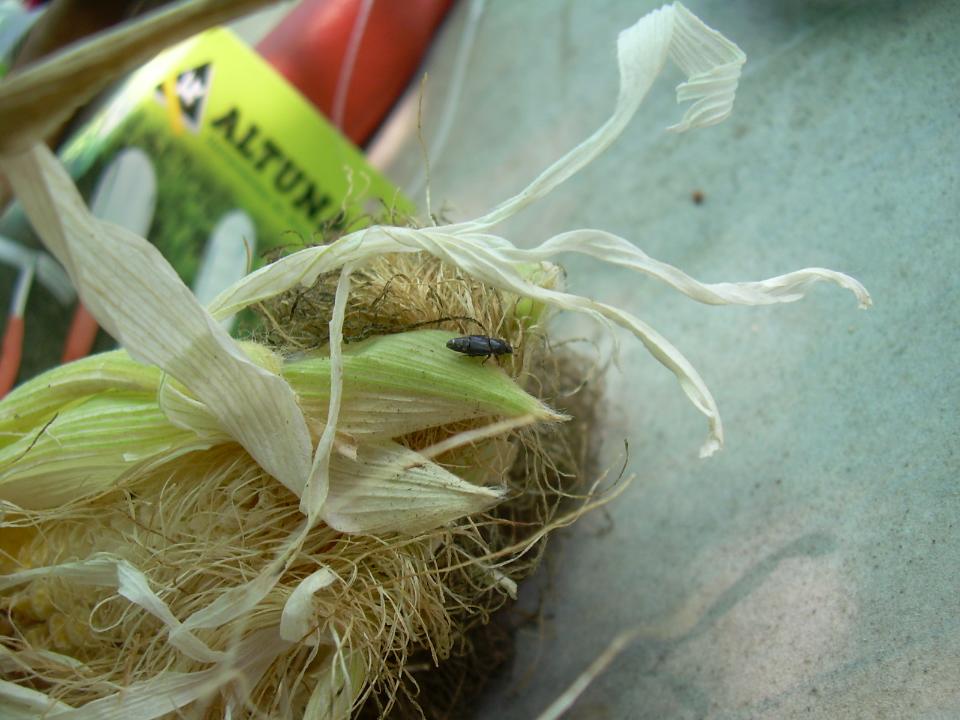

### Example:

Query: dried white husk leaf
xmin=1 ymin=556 xmax=294 ymax=716
xmin=507 ymin=230 xmax=871 ymax=309
xmin=53 ymin=670 xmax=231 ymax=720
xmin=302 ymin=650 xmax=367 ymax=720
xmin=0 ymin=645 xmax=86 ymax=675
xmin=0 ymin=146 xmax=314 ymax=498
xmin=323 ymin=440 xmax=504 ymax=535
xmin=273 ymin=433 xmax=514 ymax=674
xmin=280 ymin=566 xmax=338 ymax=644
xmin=0 ymin=555 xmax=223 ymax=662
xmin=302 ymin=265 xmax=352 ymax=519
xmin=46 ymin=627 xmax=290 ymax=720
xmin=0 ymin=679 xmax=74 ymax=717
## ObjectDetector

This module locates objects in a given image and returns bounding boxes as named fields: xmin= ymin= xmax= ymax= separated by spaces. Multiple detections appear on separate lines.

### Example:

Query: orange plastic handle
xmin=257 ymin=0 xmax=454 ymax=146
xmin=62 ymin=303 xmax=100 ymax=363
xmin=0 ymin=316 xmax=24 ymax=398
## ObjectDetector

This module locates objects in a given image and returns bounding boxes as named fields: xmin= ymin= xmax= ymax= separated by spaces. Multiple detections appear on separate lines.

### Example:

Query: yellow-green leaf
xmin=284 ymin=330 xmax=563 ymax=438
xmin=0 ymin=391 xmax=213 ymax=509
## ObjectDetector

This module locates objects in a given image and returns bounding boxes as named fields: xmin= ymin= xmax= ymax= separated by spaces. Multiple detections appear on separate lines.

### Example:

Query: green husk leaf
xmin=0 ymin=350 xmax=160 ymax=446
xmin=0 ymin=328 xmax=555 ymax=512
xmin=284 ymin=330 xmax=565 ymax=438
xmin=0 ymin=391 xmax=214 ymax=509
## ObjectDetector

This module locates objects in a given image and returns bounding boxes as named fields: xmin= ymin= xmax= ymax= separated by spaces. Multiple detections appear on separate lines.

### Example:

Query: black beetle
xmin=446 ymin=335 xmax=513 ymax=363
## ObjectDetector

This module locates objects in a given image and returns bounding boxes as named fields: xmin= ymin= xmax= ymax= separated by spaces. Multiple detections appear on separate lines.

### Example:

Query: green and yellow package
xmin=0 ymin=28 xmax=409 ymax=380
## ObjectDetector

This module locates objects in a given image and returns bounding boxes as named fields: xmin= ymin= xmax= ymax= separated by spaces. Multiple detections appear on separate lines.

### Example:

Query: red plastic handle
xmin=62 ymin=303 xmax=100 ymax=364
xmin=257 ymin=0 xmax=454 ymax=146
xmin=0 ymin=316 xmax=24 ymax=398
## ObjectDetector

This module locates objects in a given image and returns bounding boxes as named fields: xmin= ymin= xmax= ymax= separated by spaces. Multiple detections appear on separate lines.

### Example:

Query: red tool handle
xmin=257 ymin=0 xmax=454 ymax=146
xmin=62 ymin=303 xmax=99 ymax=364
xmin=0 ymin=316 xmax=24 ymax=397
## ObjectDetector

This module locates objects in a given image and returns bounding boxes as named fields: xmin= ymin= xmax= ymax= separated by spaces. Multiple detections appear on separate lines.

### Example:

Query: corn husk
xmin=0 ymin=329 xmax=556 ymax=513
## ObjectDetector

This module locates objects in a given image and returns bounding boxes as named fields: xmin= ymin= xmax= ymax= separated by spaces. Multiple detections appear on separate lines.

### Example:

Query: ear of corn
xmin=0 ymin=329 xmax=560 ymax=512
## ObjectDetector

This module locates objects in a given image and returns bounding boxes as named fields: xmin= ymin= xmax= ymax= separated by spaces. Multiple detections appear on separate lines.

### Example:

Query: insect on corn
xmin=446 ymin=335 xmax=513 ymax=364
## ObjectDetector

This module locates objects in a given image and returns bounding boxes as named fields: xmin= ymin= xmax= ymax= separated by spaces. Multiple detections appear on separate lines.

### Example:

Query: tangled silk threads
xmin=0 ymin=253 xmax=598 ymax=718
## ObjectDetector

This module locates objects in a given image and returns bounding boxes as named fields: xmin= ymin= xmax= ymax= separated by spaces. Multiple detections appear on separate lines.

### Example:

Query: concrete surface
xmin=378 ymin=0 xmax=960 ymax=717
